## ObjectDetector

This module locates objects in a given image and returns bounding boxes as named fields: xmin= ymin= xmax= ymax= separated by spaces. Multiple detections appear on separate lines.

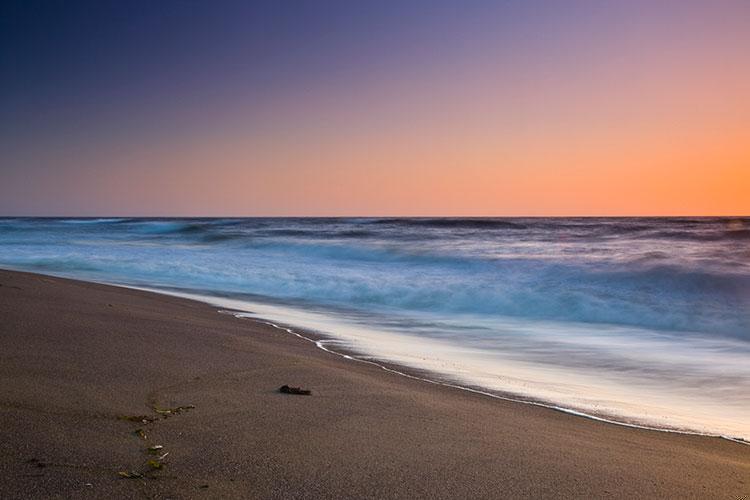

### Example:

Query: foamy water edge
xmin=122 ymin=282 xmax=748 ymax=447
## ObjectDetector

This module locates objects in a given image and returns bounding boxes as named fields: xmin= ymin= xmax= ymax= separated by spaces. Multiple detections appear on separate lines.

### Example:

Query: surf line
xmin=222 ymin=309 xmax=749 ymax=448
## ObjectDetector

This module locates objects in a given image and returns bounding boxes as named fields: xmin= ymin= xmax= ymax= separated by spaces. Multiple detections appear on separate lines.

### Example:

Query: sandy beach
xmin=0 ymin=268 xmax=747 ymax=499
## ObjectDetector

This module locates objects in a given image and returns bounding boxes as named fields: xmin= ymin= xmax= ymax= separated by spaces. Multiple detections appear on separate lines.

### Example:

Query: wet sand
xmin=0 ymin=269 xmax=747 ymax=499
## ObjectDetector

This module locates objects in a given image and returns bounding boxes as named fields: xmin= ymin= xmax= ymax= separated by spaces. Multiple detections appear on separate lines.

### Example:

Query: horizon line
xmin=2 ymin=214 xmax=748 ymax=219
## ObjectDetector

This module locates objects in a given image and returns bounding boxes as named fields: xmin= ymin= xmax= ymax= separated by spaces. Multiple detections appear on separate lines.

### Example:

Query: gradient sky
xmin=1 ymin=0 xmax=748 ymax=216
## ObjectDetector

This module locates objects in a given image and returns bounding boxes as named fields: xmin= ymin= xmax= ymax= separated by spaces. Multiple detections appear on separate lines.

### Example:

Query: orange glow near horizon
xmin=2 ymin=1 xmax=748 ymax=216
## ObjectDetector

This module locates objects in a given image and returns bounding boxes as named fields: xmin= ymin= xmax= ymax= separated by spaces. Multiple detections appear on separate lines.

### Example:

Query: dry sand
xmin=0 ymin=269 xmax=747 ymax=499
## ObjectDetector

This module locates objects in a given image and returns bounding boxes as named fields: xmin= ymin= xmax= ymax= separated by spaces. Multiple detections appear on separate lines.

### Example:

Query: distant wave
xmin=256 ymin=228 xmax=377 ymax=239
xmin=726 ymin=229 xmax=750 ymax=240
xmin=59 ymin=218 xmax=127 ymax=224
xmin=125 ymin=222 xmax=382 ymax=242
xmin=634 ymin=228 xmax=750 ymax=241
xmin=128 ymin=221 xmax=208 ymax=235
xmin=369 ymin=218 xmax=528 ymax=229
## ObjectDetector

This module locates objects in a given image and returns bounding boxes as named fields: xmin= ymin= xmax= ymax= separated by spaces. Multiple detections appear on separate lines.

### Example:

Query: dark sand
xmin=0 ymin=269 xmax=747 ymax=499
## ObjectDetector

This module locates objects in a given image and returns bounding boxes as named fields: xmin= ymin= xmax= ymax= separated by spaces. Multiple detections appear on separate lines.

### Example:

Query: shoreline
xmin=251 ymin=318 xmax=750 ymax=446
xmin=123 ymin=284 xmax=749 ymax=444
xmin=1 ymin=268 xmax=748 ymax=498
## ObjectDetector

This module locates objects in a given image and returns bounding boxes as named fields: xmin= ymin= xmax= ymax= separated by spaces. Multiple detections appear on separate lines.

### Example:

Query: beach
xmin=0 ymin=269 xmax=747 ymax=499
xmin=3 ymin=217 xmax=749 ymax=440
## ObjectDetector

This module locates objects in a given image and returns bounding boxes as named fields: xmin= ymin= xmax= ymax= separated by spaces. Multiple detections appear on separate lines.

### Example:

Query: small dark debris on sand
xmin=25 ymin=458 xmax=47 ymax=468
xmin=279 ymin=385 xmax=312 ymax=395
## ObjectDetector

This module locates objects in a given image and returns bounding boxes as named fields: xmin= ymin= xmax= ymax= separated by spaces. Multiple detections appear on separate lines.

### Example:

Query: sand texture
xmin=0 ymin=269 xmax=748 ymax=499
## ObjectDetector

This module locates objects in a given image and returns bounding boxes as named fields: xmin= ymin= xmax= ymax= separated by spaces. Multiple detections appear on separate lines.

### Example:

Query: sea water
xmin=0 ymin=217 xmax=748 ymax=440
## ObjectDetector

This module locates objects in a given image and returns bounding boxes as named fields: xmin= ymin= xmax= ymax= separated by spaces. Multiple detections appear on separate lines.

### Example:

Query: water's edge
xmin=121 ymin=280 xmax=749 ymax=447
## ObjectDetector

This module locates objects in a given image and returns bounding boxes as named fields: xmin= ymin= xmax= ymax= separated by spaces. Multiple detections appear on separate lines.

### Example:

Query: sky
xmin=1 ymin=0 xmax=749 ymax=216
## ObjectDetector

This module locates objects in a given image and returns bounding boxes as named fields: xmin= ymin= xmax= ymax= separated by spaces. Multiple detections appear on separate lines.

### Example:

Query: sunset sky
xmin=1 ymin=0 xmax=748 ymax=216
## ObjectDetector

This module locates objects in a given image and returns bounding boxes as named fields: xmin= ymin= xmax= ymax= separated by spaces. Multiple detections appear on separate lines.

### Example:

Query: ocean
xmin=0 ymin=217 xmax=748 ymax=440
